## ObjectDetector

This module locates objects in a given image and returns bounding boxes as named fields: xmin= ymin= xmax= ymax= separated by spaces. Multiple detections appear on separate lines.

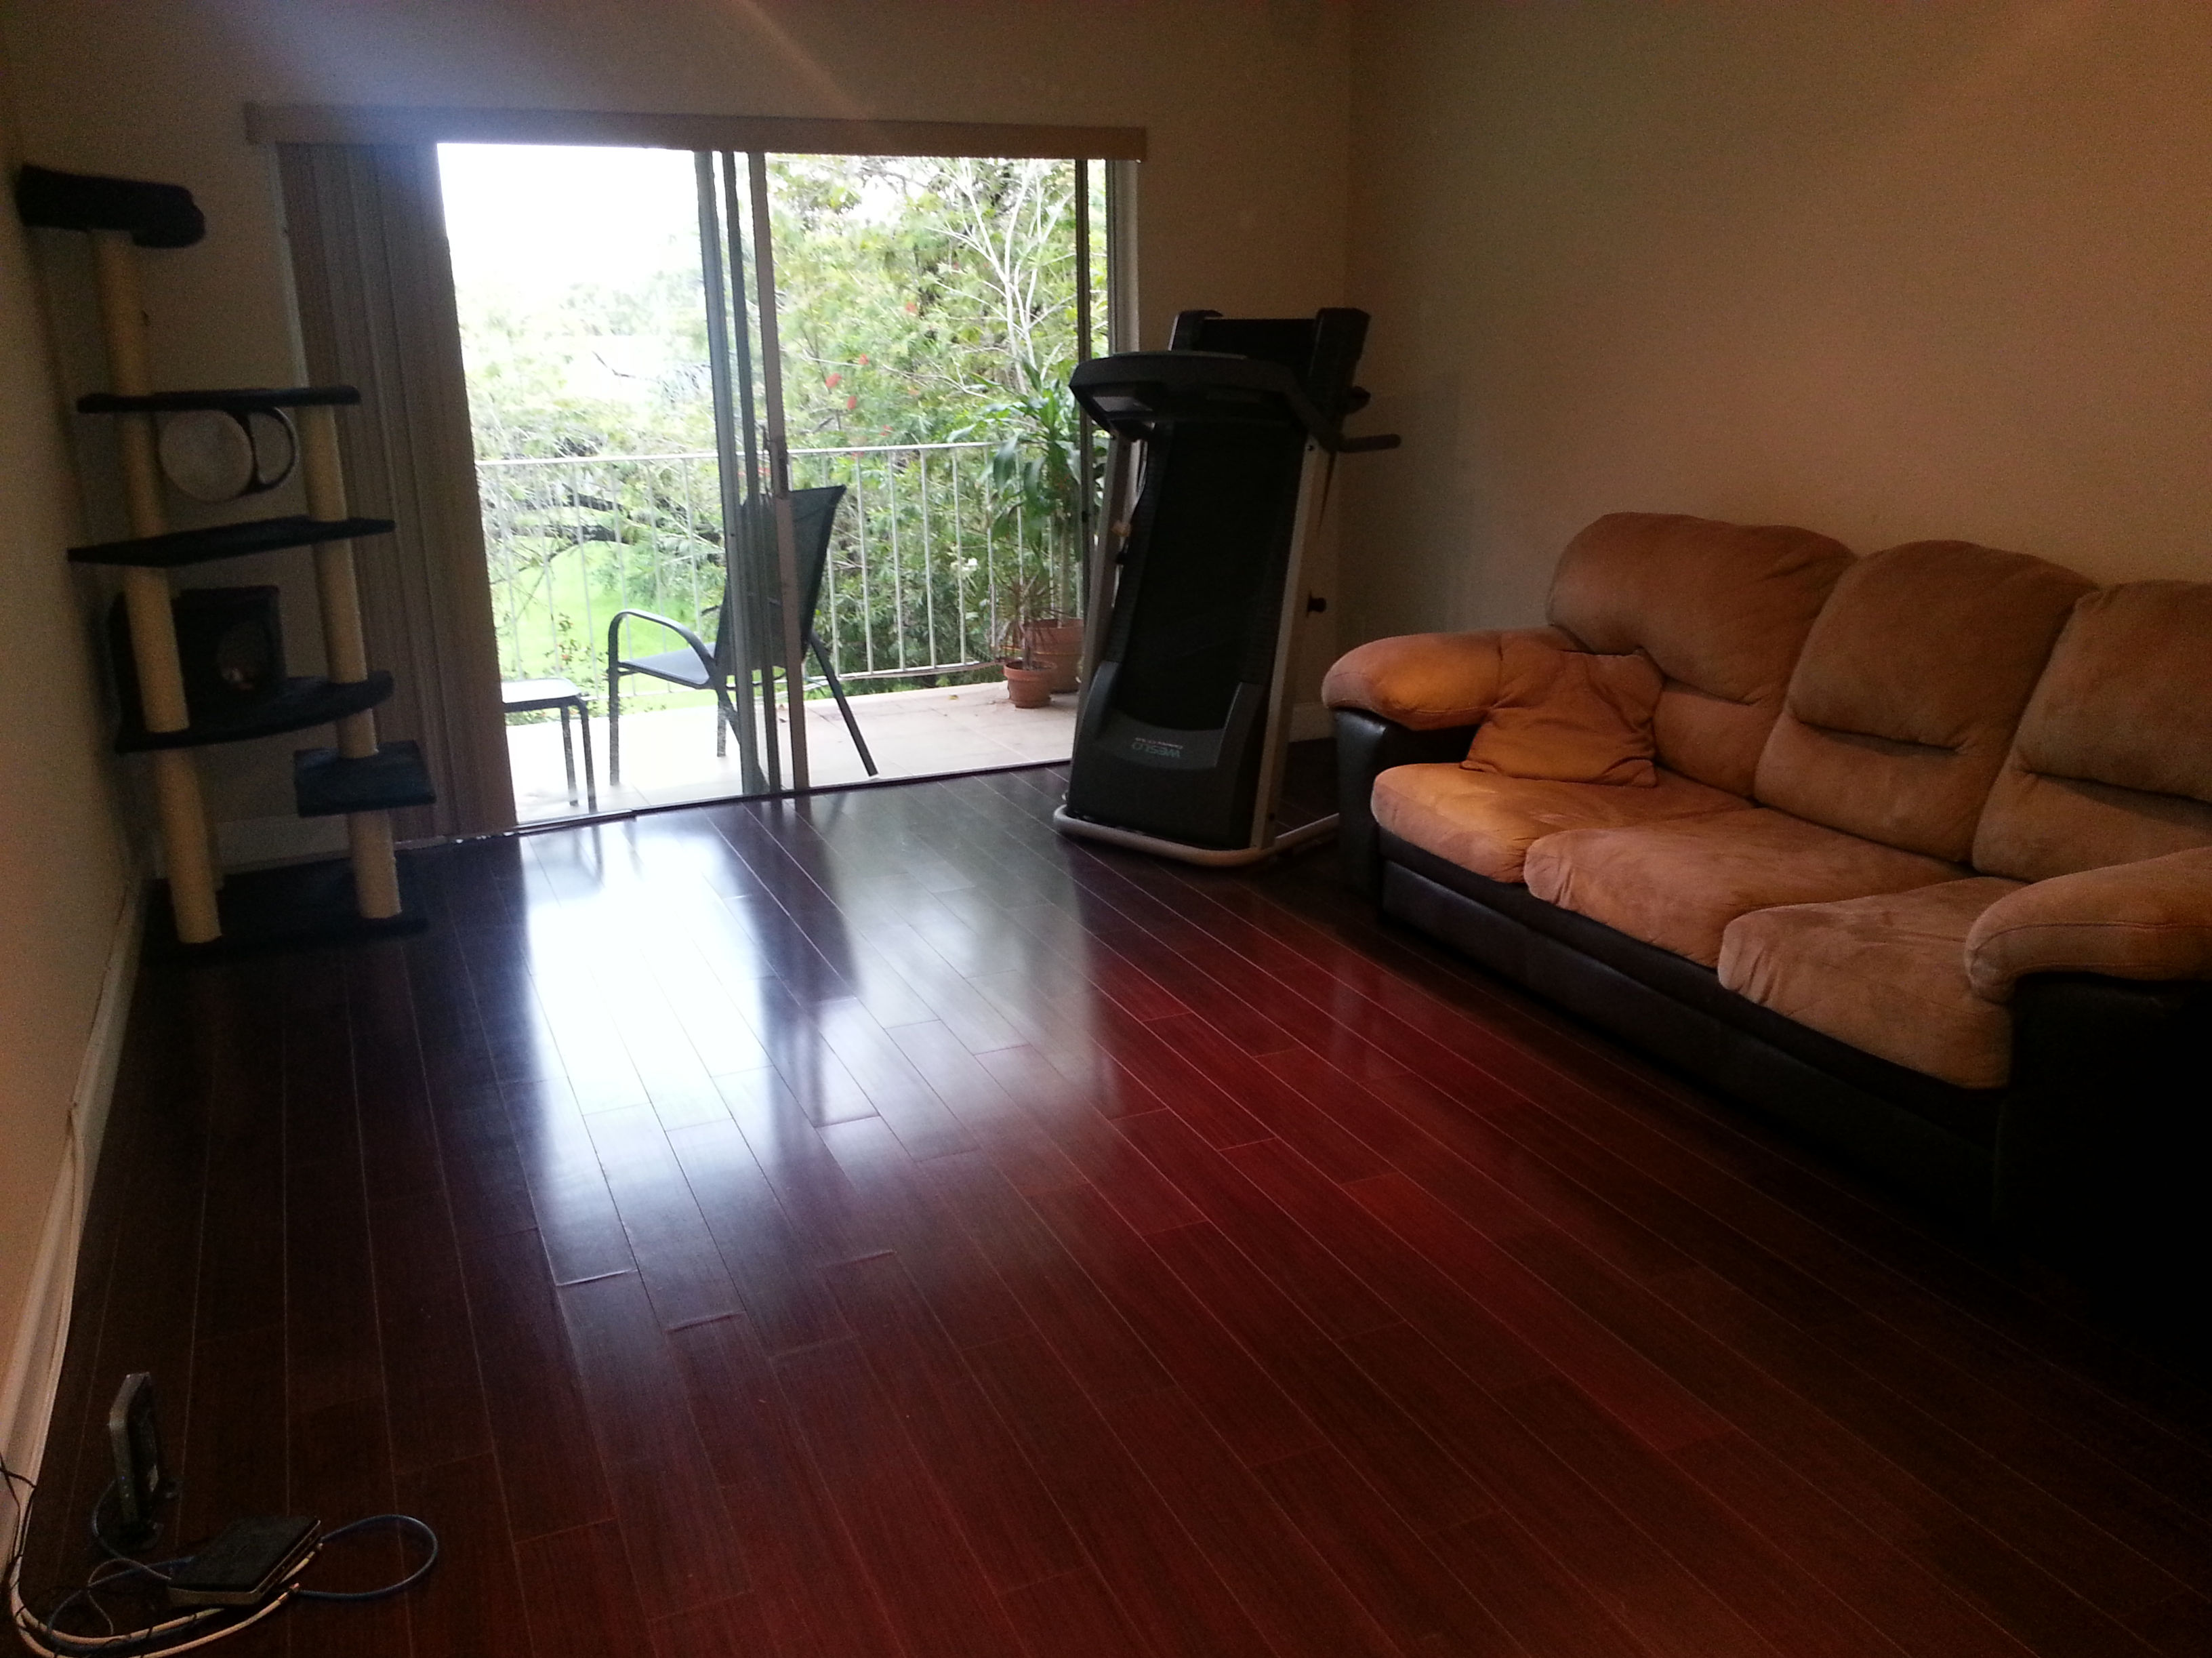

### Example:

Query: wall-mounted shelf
xmin=70 ymin=513 xmax=394 ymax=569
xmin=115 ymin=672 xmax=394 ymax=753
xmin=78 ymin=384 xmax=363 ymax=414
xmin=294 ymin=739 xmax=435 ymax=817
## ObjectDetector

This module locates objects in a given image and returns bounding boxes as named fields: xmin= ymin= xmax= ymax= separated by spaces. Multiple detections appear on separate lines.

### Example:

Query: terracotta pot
xmin=1022 ymin=617 xmax=1085 ymax=693
xmin=1000 ymin=658 xmax=1054 ymax=709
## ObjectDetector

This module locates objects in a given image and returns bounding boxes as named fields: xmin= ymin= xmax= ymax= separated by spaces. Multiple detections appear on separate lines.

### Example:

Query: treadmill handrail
xmin=1070 ymin=352 xmax=1396 ymax=454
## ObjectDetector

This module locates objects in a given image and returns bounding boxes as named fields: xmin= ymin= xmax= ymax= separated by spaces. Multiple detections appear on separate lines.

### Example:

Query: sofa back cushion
xmin=1752 ymin=541 xmax=2092 ymax=863
xmin=1546 ymin=512 xmax=1853 ymax=796
xmin=1973 ymin=581 xmax=2212 ymax=881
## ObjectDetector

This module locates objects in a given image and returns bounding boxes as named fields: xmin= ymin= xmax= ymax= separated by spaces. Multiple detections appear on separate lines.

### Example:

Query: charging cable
xmin=5 ymin=1462 xmax=437 ymax=1658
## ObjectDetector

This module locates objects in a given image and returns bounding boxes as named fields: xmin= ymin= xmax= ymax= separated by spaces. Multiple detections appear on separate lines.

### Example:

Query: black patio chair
xmin=605 ymin=483 xmax=878 ymax=785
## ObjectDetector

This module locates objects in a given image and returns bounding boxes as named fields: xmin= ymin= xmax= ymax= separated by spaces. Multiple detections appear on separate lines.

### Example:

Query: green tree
xmin=454 ymin=153 xmax=1105 ymax=692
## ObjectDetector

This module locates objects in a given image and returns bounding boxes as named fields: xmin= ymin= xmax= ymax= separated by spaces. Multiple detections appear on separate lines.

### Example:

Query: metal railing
xmin=477 ymin=437 xmax=1081 ymax=700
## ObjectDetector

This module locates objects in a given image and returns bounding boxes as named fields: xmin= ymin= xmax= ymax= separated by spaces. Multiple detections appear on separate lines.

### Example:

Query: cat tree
xmin=19 ymin=164 xmax=433 ymax=950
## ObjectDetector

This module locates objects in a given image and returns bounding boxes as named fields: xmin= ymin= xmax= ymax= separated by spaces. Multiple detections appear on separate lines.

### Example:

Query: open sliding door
xmin=266 ymin=105 xmax=1141 ymax=828
xmin=691 ymin=150 xmax=808 ymax=796
xmin=282 ymin=121 xmax=1135 ymax=825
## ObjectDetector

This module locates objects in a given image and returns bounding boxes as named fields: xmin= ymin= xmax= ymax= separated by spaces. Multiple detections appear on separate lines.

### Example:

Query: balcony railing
xmin=477 ymin=438 xmax=1082 ymax=700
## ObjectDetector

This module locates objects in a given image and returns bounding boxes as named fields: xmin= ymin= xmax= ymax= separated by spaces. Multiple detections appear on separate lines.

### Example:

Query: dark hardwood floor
xmin=22 ymin=757 xmax=2212 ymax=1657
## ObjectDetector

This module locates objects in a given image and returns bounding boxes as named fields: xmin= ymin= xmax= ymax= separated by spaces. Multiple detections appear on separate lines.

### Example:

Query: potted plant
xmin=996 ymin=575 xmax=1059 ymax=708
xmin=972 ymin=383 xmax=1090 ymax=697
xmin=1022 ymin=614 xmax=1084 ymax=693
xmin=1000 ymin=653 xmax=1056 ymax=709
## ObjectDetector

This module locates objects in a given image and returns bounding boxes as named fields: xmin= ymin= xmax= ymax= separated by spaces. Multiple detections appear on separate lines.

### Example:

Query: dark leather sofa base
xmin=1378 ymin=834 xmax=1999 ymax=1217
xmin=1340 ymin=708 xmax=2212 ymax=1325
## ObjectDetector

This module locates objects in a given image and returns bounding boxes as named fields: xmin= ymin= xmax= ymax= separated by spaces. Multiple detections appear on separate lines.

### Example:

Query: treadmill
xmin=1054 ymin=308 xmax=1397 ymax=864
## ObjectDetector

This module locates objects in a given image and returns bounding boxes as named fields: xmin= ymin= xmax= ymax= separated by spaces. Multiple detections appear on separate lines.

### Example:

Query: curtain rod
xmin=245 ymin=103 xmax=1145 ymax=161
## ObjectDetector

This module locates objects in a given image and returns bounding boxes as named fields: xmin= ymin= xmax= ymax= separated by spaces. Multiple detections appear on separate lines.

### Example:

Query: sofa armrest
xmin=1334 ymin=708 xmax=1482 ymax=899
xmin=1967 ymin=846 xmax=2212 ymax=1001
xmin=1322 ymin=626 xmax=1575 ymax=731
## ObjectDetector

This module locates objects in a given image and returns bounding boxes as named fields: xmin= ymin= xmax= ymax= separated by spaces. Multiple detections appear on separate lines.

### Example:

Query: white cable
xmin=8 ymin=1521 xmax=308 ymax=1658
xmin=9 ymin=1557 xmax=223 ymax=1657
xmin=11 ymin=1558 xmax=318 ymax=1657
xmin=13 ymin=1580 xmax=300 ymax=1658
xmin=3 ymin=1459 xmax=426 ymax=1657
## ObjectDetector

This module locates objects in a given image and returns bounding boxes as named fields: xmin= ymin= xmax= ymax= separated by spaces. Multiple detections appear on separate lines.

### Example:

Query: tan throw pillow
xmin=1462 ymin=636 xmax=1664 ymax=787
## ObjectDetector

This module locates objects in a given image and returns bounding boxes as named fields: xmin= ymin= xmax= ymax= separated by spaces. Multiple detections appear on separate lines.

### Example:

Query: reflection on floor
xmin=508 ymin=681 xmax=1077 ymax=822
xmin=30 ymin=756 xmax=2212 ymax=1658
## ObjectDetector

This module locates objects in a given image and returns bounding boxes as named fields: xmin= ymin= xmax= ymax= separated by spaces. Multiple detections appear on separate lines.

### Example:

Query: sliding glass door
xmin=696 ymin=149 xmax=802 ymax=798
xmin=440 ymin=144 xmax=1110 ymax=824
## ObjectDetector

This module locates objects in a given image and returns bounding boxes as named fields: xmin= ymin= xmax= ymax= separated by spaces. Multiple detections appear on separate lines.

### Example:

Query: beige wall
xmin=0 ymin=41 xmax=131 ymax=1397
xmin=1342 ymin=1 xmax=2212 ymax=644
xmin=2 ymin=0 xmax=1353 ymax=830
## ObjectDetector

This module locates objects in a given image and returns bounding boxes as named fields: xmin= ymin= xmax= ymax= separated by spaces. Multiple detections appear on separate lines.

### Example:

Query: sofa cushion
xmin=1719 ymin=878 xmax=2024 ymax=1089
xmin=1965 ymin=845 xmax=2212 ymax=1001
xmin=1752 ymin=541 xmax=2093 ymax=863
xmin=1974 ymin=582 xmax=2212 ymax=881
xmin=1546 ymin=512 xmax=1853 ymax=796
xmin=1523 ymin=808 xmax=1965 ymax=967
xmin=1462 ymin=637 xmax=1664 ymax=787
xmin=1320 ymin=626 xmax=1577 ymax=731
xmin=1372 ymin=763 xmax=1750 ymax=885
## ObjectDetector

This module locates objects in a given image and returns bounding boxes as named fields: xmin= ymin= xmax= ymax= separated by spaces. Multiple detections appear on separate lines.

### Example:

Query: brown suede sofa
xmin=1326 ymin=512 xmax=2212 ymax=1291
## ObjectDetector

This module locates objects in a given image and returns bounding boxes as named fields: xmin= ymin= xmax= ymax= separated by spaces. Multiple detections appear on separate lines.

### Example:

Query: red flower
xmin=856 ymin=353 xmax=869 ymax=365
xmin=846 ymin=395 xmax=859 ymax=411
xmin=825 ymin=372 xmax=841 ymax=389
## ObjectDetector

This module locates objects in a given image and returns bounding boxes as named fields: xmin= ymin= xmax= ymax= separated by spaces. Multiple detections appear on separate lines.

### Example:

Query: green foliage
xmin=455 ymin=154 xmax=1106 ymax=697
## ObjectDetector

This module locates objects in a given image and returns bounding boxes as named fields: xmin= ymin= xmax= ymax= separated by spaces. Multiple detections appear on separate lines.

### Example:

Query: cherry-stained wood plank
xmin=668 ymin=1315 xmax=905 ymax=1658
xmin=459 ymin=1228 xmax=614 ymax=1543
xmin=965 ymin=1331 xmax=1279 ymax=1658
xmin=823 ymin=1250 xmax=1083 ymax=1592
xmin=30 ymin=755 xmax=2212 ymax=1658
xmin=555 ymin=1270 xmax=746 ymax=1615
xmin=398 ymin=1452 xmax=531 ymax=1658
xmin=774 ymin=1337 xmax=1030 ymax=1658
xmin=1100 ymin=1386 xmax=1403 ymax=1658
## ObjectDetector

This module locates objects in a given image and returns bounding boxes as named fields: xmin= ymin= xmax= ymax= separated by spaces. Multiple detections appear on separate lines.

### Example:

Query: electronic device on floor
xmin=7 ymin=1369 xmax=441 ymax=1657
xmin=106 ymin=1371 xmax=170 ymax=1548
xmin=1055 ymin=308 xmax=1398 ymax=865
xmin=165 ymin=1516 xmax=321 ymax=1608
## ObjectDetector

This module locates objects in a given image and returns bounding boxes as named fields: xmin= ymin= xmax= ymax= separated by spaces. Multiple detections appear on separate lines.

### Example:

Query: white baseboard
xmin=1289 ymin=700 xmax=1333 ymax=743
xmin=0 ymin=877 xmax=144 ymax=1496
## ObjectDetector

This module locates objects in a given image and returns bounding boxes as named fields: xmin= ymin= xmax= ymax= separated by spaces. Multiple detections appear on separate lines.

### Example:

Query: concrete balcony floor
xmin=506 ymin=680 xmax=1076 ymax=823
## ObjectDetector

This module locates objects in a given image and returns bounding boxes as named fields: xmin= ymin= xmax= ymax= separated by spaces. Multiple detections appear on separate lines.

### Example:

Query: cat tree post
xmin=91 ymin=231 xmax=222 ymax=944
xmin=295 ymin=403 xmax=401 ymax=921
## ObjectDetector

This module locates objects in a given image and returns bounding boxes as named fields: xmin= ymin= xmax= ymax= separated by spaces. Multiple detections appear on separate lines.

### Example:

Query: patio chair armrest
xmin=607 ymin=607 xmax=714 ymax=671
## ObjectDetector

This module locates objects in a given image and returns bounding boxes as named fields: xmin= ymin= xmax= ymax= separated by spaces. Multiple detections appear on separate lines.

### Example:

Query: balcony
xmin=484 ymin=437 xmax=1083 ymax=821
